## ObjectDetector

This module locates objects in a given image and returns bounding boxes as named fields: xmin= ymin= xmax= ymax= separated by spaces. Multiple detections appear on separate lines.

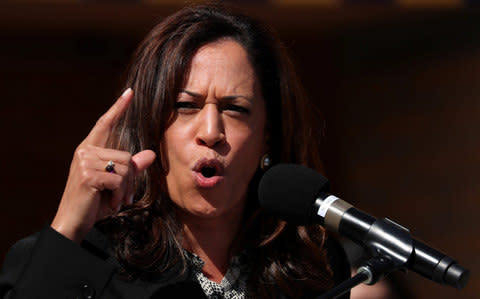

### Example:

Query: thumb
xmin=132 ymin=150 xmax=157 ymax=174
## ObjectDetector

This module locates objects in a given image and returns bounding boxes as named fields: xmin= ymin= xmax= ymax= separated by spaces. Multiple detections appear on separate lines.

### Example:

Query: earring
xmin=260 ymin=153 xmax=272 ymax=170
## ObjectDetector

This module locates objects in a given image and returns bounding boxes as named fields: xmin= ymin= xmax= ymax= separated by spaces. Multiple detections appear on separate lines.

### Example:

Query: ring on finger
xmin=105 ymin=160 xmax=115 ymax=173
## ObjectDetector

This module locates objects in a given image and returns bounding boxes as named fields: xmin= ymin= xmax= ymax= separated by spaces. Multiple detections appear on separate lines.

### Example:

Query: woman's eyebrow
xmin=181 ymin=89 xmax=252 ymax=101
xmin=180 ymin=89 xmax=203 ymax=98
xmin=220 ymin=95 xmax=253 ymax=101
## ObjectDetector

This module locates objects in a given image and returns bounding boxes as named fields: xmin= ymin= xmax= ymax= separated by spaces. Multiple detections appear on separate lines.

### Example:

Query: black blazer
xmin=0 ymin=226 xmax=350 ymax=299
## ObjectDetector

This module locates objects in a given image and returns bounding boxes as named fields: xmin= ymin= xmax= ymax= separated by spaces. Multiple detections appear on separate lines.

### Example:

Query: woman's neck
xmin=180 ymin=208 xmax=245 ymax=283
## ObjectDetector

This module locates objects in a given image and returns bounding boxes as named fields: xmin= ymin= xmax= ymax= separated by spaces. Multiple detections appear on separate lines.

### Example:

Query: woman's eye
xmin=223 ymin=104 xmax=250 ymax=114
xmin=174 ymin=102 xmax=198 ymax=112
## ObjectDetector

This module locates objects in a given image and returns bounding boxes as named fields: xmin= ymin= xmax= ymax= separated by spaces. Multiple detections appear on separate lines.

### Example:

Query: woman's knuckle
xmin=78 ymin=159 xmax=89 ymax=169
xmin=96 ymin=115 xmax=111 ymax=129
xmin=75 ymin=147 xmax=86 ymax=158
xmin=81 ymin=170 xmax=94 ymax=183
xmin=96 ymin=115 xmax=106 ymax=126
xmin=118 ymin=151 xmax=132 ymax=164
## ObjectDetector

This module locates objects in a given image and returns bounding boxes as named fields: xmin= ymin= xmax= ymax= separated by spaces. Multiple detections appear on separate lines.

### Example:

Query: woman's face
xmin=163 ymin=39 xmax=267 ymax=221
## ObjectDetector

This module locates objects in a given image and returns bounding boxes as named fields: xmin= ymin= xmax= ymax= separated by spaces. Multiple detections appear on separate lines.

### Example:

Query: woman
xmin=0 ymin=5 xmax=349 ymax=298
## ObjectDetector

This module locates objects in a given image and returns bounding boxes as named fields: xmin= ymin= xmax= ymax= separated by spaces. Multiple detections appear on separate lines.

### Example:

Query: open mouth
xmin=194 ymin=159 xmax=224 ymax=188
xmin=201 ymin=166 xmax=217 ymax=178
xmin=194 ymin=158 xmax=223 ymax=178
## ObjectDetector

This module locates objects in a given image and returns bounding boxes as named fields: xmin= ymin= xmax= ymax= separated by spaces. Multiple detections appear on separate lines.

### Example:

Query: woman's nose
xmin=195 ymin=104 xmax=226 ymax=147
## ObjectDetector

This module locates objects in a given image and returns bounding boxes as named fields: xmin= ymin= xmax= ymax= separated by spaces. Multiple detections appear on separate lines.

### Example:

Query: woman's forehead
xmin=183 ymin=40 xmax=258 ymax=97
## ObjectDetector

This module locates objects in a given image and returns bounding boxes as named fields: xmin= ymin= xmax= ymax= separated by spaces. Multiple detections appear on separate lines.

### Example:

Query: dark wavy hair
xmin=101 ymin=4 xmax=333 ymax=298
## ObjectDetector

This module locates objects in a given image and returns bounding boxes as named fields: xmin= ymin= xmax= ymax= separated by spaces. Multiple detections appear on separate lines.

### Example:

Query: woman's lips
xmin=194 ymin=172 xmax=224 ymax=188
xmin=193 ymin=158 xmax=225 ymax=188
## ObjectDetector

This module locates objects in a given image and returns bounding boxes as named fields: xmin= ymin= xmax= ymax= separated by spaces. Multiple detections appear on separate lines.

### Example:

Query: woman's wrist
xmin=51 ymin=218 xmax=86 ymax=244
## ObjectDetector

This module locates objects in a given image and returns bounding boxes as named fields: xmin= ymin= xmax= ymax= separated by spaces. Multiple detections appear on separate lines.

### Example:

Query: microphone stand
xmin=316 ymin=255 xmax=397 ymax=299
xmin=315 ymin=271 xmax=369 ymax=299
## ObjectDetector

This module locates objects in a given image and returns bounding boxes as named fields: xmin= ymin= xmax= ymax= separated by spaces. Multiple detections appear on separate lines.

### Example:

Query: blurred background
xmin=0 ymin=0 xmax=479 ymax=298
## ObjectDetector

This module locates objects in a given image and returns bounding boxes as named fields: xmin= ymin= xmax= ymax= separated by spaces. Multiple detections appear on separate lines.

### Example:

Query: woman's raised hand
xmin=51 ymin=89 xmax=156 ymax=243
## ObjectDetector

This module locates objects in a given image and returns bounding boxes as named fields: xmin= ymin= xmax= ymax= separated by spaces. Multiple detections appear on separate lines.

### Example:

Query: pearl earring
xmin=260 ymin=153 xmax=272 ymax=170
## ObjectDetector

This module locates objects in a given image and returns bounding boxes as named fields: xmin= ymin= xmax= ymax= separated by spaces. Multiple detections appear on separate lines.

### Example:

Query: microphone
xmin=258 ymin=163 xmax=470 ymax=289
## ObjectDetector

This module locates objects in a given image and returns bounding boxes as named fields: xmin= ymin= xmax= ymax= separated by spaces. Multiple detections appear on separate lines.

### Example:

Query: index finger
xmin=84 ymin=88 xmax=134 ymax=146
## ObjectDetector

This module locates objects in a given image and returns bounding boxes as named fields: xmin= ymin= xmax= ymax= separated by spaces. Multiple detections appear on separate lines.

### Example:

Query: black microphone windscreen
xmin=258 ymin=164 xmax=329 ymax=225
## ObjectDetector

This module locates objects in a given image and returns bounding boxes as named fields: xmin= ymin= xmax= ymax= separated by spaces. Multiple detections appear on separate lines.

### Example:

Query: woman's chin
xmin=185 ymin=207 xmax=223 ymax=220
xmin=175 ymin=198 xmax=220 ymax=218
xmin=183 ymin=200 xmax=237 ymax=221
xmin=175 ymin=191 xmax=246 ymax=221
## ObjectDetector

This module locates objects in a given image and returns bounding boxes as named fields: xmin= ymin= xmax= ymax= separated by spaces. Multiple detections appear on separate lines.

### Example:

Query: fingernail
xmin=121 ymin=88 xmax=132 ymax=97
xmin=129 ymin=195 xmax=134 ymax=205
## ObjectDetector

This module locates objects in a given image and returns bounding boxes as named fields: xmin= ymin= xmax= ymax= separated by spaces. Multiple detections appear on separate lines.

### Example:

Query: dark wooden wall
xmin=0 ymin=3 xmax=478 ymax=298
